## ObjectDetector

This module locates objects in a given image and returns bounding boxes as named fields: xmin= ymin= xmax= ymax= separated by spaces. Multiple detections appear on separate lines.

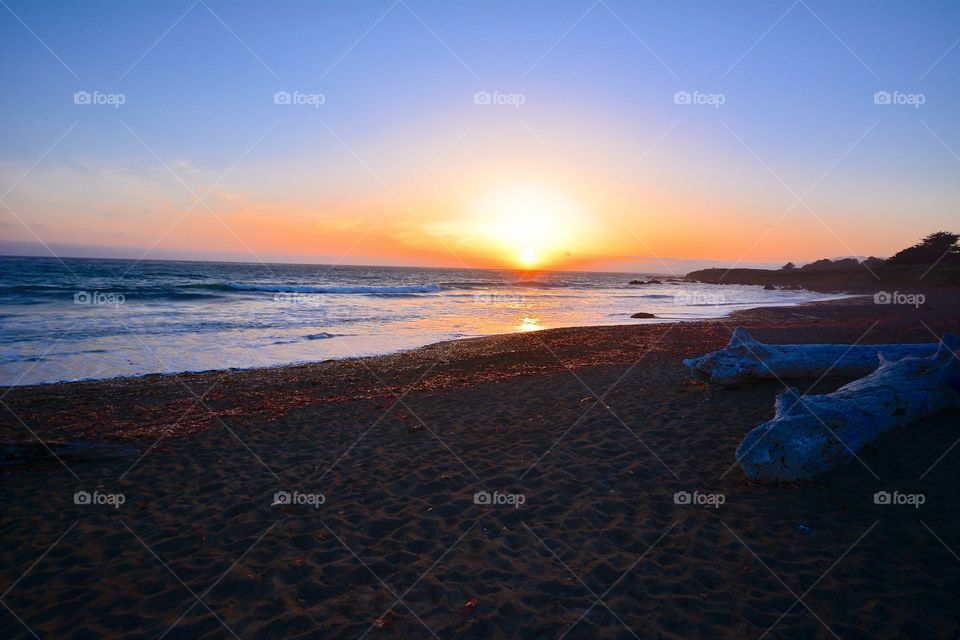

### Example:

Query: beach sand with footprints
xmin=2 ymin=296 xmax=959 ymax=639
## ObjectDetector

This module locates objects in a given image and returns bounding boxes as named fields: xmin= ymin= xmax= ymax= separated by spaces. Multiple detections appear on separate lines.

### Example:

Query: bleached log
xmin=736 ymin=333 xmax=960 ymax=482
xmin=683 ymin=327 xmax=939 ymax=386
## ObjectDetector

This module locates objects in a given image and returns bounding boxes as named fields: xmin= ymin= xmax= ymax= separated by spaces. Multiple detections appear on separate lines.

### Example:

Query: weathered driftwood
xmin=736 ymin=333 xmax=960 ymax=482
xmin=683 ymin=327 xmax=939 ymax=386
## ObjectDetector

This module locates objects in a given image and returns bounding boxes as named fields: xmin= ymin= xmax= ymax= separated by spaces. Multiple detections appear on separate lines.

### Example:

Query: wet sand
xmin=1 ymin=294 xmax=959 ymax=639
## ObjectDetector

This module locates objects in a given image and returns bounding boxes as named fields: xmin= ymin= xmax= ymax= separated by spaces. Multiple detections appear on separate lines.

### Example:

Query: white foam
xmin=227 ymin=283 xmax=441 ymax=294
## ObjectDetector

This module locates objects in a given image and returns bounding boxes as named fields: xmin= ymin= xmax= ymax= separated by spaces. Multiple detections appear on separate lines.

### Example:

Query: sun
xmin=518 ymin=247 xmax=539 ymax=267
xmin=474 ymin=185 xmax=580 ymax=269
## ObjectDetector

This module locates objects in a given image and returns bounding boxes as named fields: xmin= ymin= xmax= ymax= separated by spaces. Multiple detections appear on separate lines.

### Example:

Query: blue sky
xmin=1 ymin=0 xmax=958 ymax=269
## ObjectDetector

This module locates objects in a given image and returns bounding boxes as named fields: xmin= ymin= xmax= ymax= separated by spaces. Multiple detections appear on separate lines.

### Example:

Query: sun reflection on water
xmin=518 ymin=316 xmax=543 ymax=332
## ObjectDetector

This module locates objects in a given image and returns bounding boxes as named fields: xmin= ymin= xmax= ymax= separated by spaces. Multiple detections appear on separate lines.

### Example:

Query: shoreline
xmin=1 ymin=291 xmax=955 ymax=445
xmin=2 ymin=289 xmax=860 ymax=391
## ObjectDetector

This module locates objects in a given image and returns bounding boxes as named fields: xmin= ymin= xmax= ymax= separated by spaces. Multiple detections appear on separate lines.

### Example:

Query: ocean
xmin=0 ymin=256 xmax=847 ymax=385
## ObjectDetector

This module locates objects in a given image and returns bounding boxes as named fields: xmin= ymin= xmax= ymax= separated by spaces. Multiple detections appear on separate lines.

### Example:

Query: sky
xmin=1 ymin=0 xmax=958 ymax=273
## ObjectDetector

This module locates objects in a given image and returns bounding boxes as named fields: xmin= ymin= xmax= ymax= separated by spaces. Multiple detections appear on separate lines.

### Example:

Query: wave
xmin=437 ymin=279 xmax=576 ymax=289
xmin=0 ymin=286 xmax=229 ymax=302
xmin=687 ymin=301 xmax=749 ymax=307
xmin=2 ymin=282 xmax=443 ymax=298
xmin=2 ymin=284 xmax=70 ymax=292
xmin=436 ymin=280 xmax=502 ymax=289
xmin=145 ymin=291 xmax=226 ymax=300
xmin=511 ymin=280 xmax=573 ymax=288
xmin=225 ymin=283 xmax=442 ymax=295
xmin=304 ymin=332 xmax=336 ymax=340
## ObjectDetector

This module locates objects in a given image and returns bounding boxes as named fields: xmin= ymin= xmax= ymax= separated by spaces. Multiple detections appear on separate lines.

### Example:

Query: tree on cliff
xmin=886 ymin=231 xmax=960 ymax=266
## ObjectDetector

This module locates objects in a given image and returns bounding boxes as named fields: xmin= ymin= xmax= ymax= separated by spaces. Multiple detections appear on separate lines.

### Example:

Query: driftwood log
xmin=736 ymin=333 xmax=960 ymax=482
xmin=684 ymin=327 xmax=939 ymax=386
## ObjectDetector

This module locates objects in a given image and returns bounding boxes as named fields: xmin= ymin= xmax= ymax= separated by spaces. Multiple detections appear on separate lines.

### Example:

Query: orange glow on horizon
xmin=3 ymin=148 xmax=918 ymax=272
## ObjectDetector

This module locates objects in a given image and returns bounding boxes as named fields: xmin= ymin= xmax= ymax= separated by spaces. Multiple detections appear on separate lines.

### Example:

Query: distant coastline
xmin=685 ymin=264 xmax=960 ymax=293
xmin=685 ymin=231 xmax=960 ymax=293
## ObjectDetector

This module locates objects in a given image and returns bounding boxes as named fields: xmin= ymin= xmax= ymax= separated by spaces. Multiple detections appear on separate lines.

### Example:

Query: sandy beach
xmin=1 ymin=294 xmax=958 ymax=639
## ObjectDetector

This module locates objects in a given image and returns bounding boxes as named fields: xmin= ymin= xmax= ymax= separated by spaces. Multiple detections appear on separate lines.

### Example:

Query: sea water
xmin=0 ymin=256 xmax=848 ymax=385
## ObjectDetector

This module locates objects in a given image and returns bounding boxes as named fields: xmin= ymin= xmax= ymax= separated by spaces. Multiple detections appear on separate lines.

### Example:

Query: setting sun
xmin=518 ymin=247 xmax=539 ymax=267
xmin=473 ymin=185 xmax=583 ymax=268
